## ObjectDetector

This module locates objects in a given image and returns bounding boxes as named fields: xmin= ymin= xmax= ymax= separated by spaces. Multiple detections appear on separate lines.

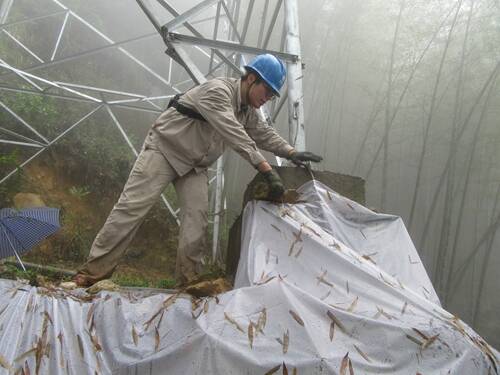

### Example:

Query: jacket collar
xmin=235 ymin=78 xmax=247 ymax=112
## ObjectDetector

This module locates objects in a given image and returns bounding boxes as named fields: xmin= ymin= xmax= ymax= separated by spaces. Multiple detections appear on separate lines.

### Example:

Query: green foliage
xmin=0 ymin=151 xmax=23 ymax=205
xmin=111 ymin=274 xmax=176 ymax=289
xmin=155 ymin=278 xmax=176 ymax=289
xmin=69 ymin=185 xmax=91 ymax=199
xmin=63 ymin=210 xmax=94 ymax=262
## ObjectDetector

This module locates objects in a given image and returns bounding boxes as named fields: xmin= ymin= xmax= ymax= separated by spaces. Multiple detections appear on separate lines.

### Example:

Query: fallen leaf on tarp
xmin=401 ymin=301 xmax=408 ymax=315
xmin=256 ymin=308 xmax=267 ymax=334
xmin=224 ymin=312 xmax=244 ymax=333
xmin=406 ymin=334 xmax=423 ymax=346
xmin=421 ymin=334 xmax=439 ymax=350
xmin=282 ymin=361 xmax=289 ymax=375
xmin=347 ymin=297 xmax=359 ymax=313
xmin=265 ymin=364 xmax=281 ymax=375
xmin=0 ymin=354 xmax=11 ymax=370
xmin=76 ymin=334 xmax=84 ymax=359
xmin=327 ymin=311 xmax=347 ymax=334
xmin=354 ymin=344 xmax=371 ymax=362
xmin=57 ymin=332 xmax=64 ymax=368
xmin=87 ymin=303 xmax=96 ymax=325
xmin=329 ymin=322 xmax=335 ymax=341
xmin=154 ymin=326 xmax=160 ymax=352
xmin=132 ymin=325 xmax=139 ymax=346
xmin=248 ymin=322 xmax=254 ymax=349
xmin=283 ymin=330 xmax=289 ymax=354
xmin=340 ymin=352 xmax=349 ymax=375
xmin=271 ymin=224 xmax=281 ymax=232
xmin=289 ymin=310 xmax=304 ymax=327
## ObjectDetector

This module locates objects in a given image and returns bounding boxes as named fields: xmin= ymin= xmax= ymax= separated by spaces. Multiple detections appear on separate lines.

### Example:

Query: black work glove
xmin=288 ymin=151 xmax=323 ymax=166
xmin=261 ymin=170 xmax=285 ymax=201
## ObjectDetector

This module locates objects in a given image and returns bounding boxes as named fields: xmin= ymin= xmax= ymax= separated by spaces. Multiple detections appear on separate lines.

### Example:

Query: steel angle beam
xmin=0 ymin=105 xmax=103 ymax=185
xmin=164 ymin=32 xmax=298 ymax=62
xmin=284 ymin=0 xmax=305 ymax=151
xmin=0 ymin=139 xmax=43 ymax=148
xmin=161 ymin=0 xmax=219 ymax=33
xmin=154 ymin=0 xmax=241 ymax=74
xmin=165 ymin=44 xmax=206 ymax=85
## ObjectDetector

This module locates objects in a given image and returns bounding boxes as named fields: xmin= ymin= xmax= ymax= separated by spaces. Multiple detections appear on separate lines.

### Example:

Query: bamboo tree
xmin=407 ymin=0 xmax=464 ymax=229
xmin=434 ymin=0 xmax=475 ymax=294
xmin=472 ymin=182 xmax=500 ymax=324
xmin=362 ymin=2 xmax=459 ymax=181
xmin=381 ymin=1 xmax=404 ymax=210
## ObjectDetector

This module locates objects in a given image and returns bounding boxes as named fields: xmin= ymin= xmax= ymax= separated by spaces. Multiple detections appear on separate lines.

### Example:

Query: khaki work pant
xmin=78 ymin=146 xmax=208 ymax=284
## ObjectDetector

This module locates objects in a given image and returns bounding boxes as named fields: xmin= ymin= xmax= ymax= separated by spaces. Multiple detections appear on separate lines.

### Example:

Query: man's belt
xmin=167 ymin=93 xmax=207 ymax=122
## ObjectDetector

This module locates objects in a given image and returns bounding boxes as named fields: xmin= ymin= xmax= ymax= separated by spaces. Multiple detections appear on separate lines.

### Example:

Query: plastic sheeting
xmin=0 ymin=181 xmax=498 ymax=374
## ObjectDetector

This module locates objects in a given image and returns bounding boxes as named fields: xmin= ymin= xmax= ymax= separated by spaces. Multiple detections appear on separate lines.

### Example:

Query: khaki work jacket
xmin=145 ymin=77 xmax=293 ymax=176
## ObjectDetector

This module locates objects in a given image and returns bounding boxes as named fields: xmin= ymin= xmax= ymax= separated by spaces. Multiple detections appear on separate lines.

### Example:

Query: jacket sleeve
xmin=245 ymin=110 xmax=294 ymax=158
xmin=193 ymin=85 xmax=268 ymax=167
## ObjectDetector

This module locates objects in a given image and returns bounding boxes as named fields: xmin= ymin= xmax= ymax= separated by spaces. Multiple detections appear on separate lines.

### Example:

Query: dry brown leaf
xmin=132 ymin=325 xmax=139 ymax=346
xmin=77 ymin=334 xmax=84 ymax=359
xmin=283 ymin=330 xmax=289 ymax=354
xmin=224 ymin=312 xmax=244 ymax=333
xmin=282 ymin=362 xmax=288 ymax=375
xmin=347 ymin=297 xmax=358 ymax=313
xmin=265 ymin=364 xmax=281 ymax=375
xmin=248 ymin=322 xmax=254 ymax=349
xmin=256 ymin=308 xmax=267 ymax=334
xmin=401 ymin=301 xmax=408 ymax=315
xmin=87 ymin=303 xmax=96 ymax=325
xmin=191 ymin=309 xmax=203 ymax=320
xmin=405 ymin=334 xmax=423 ymax=346
xmin=340 ymin=352 xmax=349 ymax=375
xmin=154 ymin=326 xmax=160 ymax=352
xmin=0 ymin=354 xmax=11 ymax=370
xmin=412 ymin=328 xmax=429 ymax=341
xmin=348 ymin=358 xmax=354 ymax=375
xmin=289 ymin=310 xmax=304 ymax=327
xmin=203 ymin=300 xmax=209 ymax=314
xmin=326 ymin=190 xmax=332 ymax=201
xmin=13 ymin=347 xmax=36 ymax=363
xmin=353 ymin=344 xmax=371 ymax=363
xmin=421 ymin=334 xmax=439 ymax=350
xmin=327 ymin=311 xmax=347 ymax=334
xmin=163 ymin=293 xmax=178 ymax=309
xmin=57 ymin=332 xmax=64 ymax=368
xmin=329 ymin=322 xmax=335 ymax=341
xmin=292 ymin=367 xmax=298 ymax=375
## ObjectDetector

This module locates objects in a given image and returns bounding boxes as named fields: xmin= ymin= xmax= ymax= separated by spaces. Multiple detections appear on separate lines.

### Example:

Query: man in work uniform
xmin=74 ymin=54 xmax=322 ymax=287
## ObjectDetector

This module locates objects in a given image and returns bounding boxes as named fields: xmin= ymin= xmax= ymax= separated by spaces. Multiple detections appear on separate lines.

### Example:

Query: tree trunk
xmin=381 ymin=1 xmax=404 ymax=210
xmin=407 ymin=0 xmax=463 ymax=229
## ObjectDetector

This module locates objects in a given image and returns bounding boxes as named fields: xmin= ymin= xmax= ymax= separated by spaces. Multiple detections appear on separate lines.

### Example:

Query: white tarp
xmin=0 ymin=181 xmax=498 ymax=374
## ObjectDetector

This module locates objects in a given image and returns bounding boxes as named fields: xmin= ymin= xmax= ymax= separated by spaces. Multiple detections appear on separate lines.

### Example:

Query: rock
xmin=87 ymin=279 xmax=120 ymax=294
xmin=13 ymin=193 xmax=46 ymax=209
xmin=184 ymin=277 xmax=232 ymax=297
xmin=60 ymin=281 xmax=78 ymax=290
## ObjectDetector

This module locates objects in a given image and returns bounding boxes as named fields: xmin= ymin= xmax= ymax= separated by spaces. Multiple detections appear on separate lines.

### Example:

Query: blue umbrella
xmin=0 ymin=207 xmax=60 ymax=271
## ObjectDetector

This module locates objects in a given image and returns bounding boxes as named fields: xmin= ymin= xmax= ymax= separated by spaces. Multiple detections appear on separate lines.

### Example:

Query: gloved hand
xmin=260 ymin=169 xmax=285 ymax=201
xmin=288 ymin=151 xmax=323 ymax=166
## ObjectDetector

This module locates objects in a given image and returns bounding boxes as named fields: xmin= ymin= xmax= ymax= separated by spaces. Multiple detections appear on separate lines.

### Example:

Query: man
xmin=74 ymin=54 xmax=322 ymax=287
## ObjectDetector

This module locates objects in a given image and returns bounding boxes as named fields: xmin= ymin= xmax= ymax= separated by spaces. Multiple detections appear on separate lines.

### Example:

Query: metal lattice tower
xmin=0 ymin=0 xmax=305 ymax=261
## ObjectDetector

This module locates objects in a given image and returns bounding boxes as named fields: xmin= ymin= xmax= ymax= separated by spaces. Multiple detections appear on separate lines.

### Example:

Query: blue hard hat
xmin=244 ymin=54 xmax=286 ymax=97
